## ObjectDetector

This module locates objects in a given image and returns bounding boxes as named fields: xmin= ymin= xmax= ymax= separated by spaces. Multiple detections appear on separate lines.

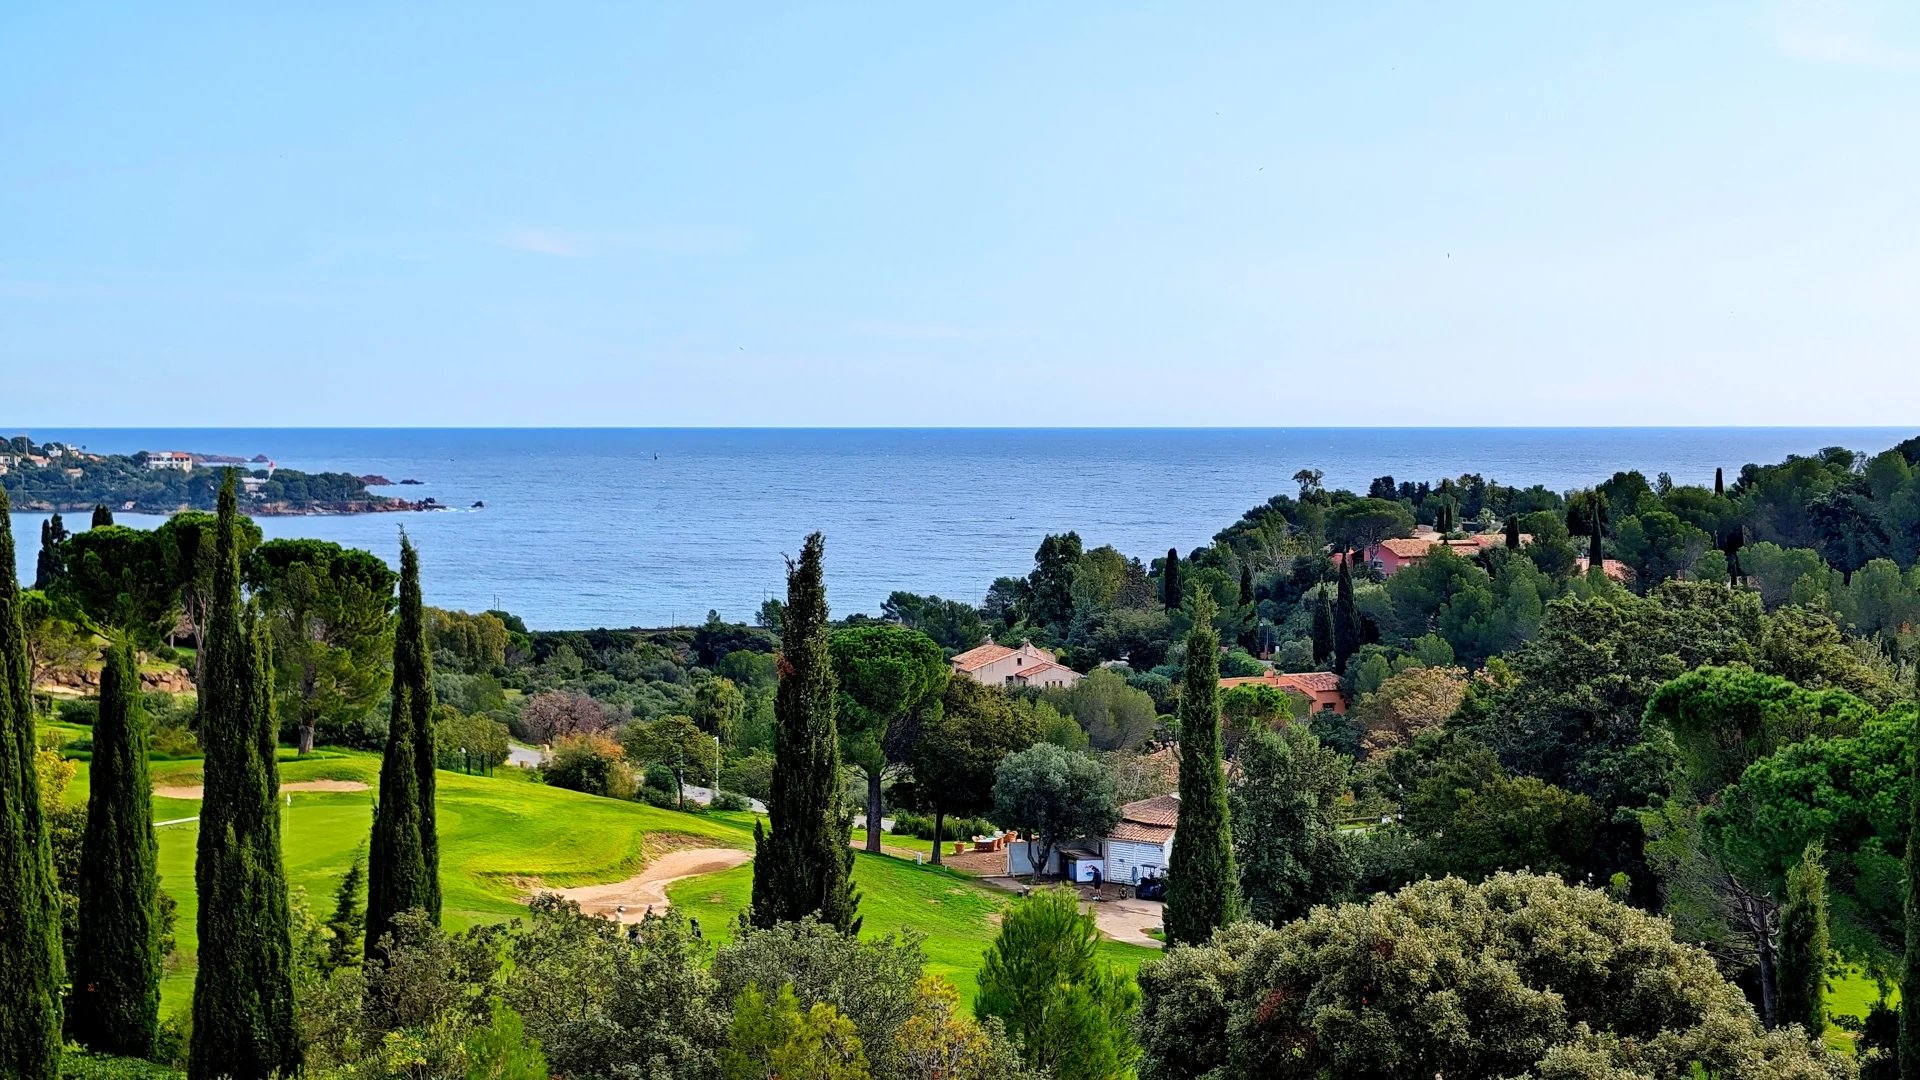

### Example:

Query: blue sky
xmin=3 ymin=2 xmax=1917 ymax=426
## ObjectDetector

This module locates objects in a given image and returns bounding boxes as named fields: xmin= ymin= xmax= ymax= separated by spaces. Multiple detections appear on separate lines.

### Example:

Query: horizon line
xmin=7 ymin=424 xmax=1914 ymax=433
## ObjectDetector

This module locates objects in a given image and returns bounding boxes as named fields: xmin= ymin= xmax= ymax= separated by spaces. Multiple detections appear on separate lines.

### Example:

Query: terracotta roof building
xmin=1574 ymin=556 xmax=1635 ymax=583
xmin=1217 ymin=668 xmax=1349 ymax=714
xmin=1332 ymin=531 xmax=1521 ymax=577
xmin=950 ymin=637 xmax=1082 ymax=689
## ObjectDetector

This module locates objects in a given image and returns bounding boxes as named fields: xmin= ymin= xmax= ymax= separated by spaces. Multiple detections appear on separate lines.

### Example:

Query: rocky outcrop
xmin=38 ymin=662 xmax=194 ymax=697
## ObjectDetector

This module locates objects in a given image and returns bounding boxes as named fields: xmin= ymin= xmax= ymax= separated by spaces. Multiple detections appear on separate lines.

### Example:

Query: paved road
xmin=679 ymin=784 xmax=766 ymax=813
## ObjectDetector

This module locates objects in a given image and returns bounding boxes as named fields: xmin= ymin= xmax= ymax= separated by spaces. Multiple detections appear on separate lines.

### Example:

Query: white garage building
xmin=1007 ymin=793 xmax=1178 ymax=888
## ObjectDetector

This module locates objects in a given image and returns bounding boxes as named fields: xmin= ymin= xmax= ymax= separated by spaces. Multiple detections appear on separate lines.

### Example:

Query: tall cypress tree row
xmin=33 ymin=512 xmax=67 ymax=590
xmin=366 ymin=534 xmax=435 ymax=963
xmin=750 ymin=532 xmax=860 ymax=932
xmin=1332 ymin=558 xmax=1362 ymax=673
xmin=91 ymin=505 xmax=114 ymax=529
xmin=0 ymin=489 xmax=64 ymax=1080
xmin=399 ymin=537 xmax=439 ymax=922
xmin=1165 ymin=595 xmax=1240 ymax=946
xmin=69 ymin=639 xmax=161 ymax=1057
xmin=1162 ymin=548 xmax=1182 ymax=612
xmin=1310 ymin=588 xmax=1334 ymax=667
xmin=189 ymin=472 xmax=300 ymax=1080
xmin=1777 ymin=842 xmax=1828 ymax=1035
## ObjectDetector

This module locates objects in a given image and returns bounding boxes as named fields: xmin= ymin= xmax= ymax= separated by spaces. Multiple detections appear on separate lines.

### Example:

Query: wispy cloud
xmin=1764 ymin=0 xmax=1920 ymax=70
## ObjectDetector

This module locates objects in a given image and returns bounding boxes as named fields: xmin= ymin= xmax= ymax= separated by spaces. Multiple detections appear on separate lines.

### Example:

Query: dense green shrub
xmin=890 ymin=812 xmax=995 ymax=842
xmin=502 ymin=896 xmax=726 ymax=1080
xmin=721 ymin=750 xmax=774 ymax=802
xmin=56 ymin=1049 xmax=182 ymax=1080
xmin=58 ymin=698 xmax=99 ymax=726
xmin=542 ymin=733 xmax=635 ymax=800
xmin=1134 ymin=873 xmax=1848 ymax=1079
xmin=977 ymin=887 xmax=1139 ymax=1080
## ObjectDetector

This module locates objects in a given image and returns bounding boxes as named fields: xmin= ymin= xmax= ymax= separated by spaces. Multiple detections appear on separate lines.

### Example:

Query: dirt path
xmin=545 ymin=848 xmax=751 ymax=922
xmin=974 ymin=877 xmax=1166 ymax=949
xmin=1088 ymin=896 xmax=1165 ymax=949
xmin=153 ymin=779 xmax=369 ymax=800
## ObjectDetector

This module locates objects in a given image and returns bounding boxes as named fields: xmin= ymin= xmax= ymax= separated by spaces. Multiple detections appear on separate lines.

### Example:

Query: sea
xmin=7 ymin=428 xmax=1911 ymax=630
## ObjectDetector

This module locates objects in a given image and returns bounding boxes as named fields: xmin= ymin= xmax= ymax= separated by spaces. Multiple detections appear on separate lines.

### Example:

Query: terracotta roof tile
xmin=1575 ymin=556 xmax=1635 ymax=583
xmin=1216 ymin=670 xmax=1344 ymax=696
xmin=1377 ymin=537 xmax=1432 ymax=558
xmin=1109 ymin=820 xmax=1175 ymax=844
xmin=951 ymin=642 xmax=1015 ymax=672
xmin=1278 ymin=671 xmax=1342 ymax=693
xmin=1119 ymin=794 xmax=1181 ymax=827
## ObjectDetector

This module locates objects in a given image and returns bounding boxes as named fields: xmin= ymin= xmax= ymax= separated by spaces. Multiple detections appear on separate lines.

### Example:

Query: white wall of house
xmin=1008 ymin=839 xmax=1054 ymax=877
xmin=1014 ymin=666 xmax=1080 ymax=690
xmin=1009 ymin=837 xmax=1103 ymax=877
xmin=1103 ymin=838 xmax=1172 ymax=885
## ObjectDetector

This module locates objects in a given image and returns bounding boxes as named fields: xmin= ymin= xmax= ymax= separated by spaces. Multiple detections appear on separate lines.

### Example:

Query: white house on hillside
xmin=1009 ymin=793 xmax=1178 ymax=887
xmin=950 ymin=638 xmax=1082 ymax=690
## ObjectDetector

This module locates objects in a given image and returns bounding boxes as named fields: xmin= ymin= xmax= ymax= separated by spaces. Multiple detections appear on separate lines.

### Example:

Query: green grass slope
xmin=667 ymin=852 xmax=1159 ymax=1008
xmin=65 ymin=747 xmax=754 ymax=1008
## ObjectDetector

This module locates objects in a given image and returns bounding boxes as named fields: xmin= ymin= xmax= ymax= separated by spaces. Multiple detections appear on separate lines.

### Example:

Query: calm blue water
xmin=7 ymin=428 xmax=1910 ymax=629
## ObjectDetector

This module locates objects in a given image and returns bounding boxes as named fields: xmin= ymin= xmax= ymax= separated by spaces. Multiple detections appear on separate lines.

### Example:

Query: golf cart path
xmin=546 ymin=848 xmax=751 ymax=922
xmin=153 ymin=779 xmax=368 ymax=800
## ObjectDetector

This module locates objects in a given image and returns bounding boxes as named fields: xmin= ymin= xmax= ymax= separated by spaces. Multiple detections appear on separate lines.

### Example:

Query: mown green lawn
xmin=56 ymin=734 xmax=1157 ymax=1019
xmin=850 ymin=827 xmax=942 ymax=857
xmin=667 ymin=852 xmax=1160 ymax=1009
xmin=1827 ymin=966 xmax=1895 ymax=1055
xmin=65 ymin=747 xmax=755 ymax=1010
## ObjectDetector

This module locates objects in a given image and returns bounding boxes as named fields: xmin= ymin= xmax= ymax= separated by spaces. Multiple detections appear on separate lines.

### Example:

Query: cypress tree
xmin=1904 ymin=661 xmax=1920 ymax=1078
xmin=366 ymin=534 xmax=435 ymax=964
xmin=1332 ymin=558 xmax=1363 ymax=673
xmin=1588 ymin=512 xmax=1605 ymax=572
xmin=1162 ymin=548 xmax=1182 ymax=612
xmin=189 ymin=472 xmax=300 ymax=1080
xmin=33 ymin=512 xmax=67 ymax=590
xmin=1777 ymin=842 xmax=1828 ymax=1035
xmin=1165 ymin=595 xmax=1240 ymax=946
xmin=69 ymin=639 xmax=161 ymax=1057
xmin=1505 ymin=516 xmax=1521 ymax=550
xmin=324 ymin=848 xmax=367 ymax=973
xmin=1714 ymin=466 xmax=1725 ymax=496
xmin=0 ymin=489 xmax=64 ymax=1080
xmin=750 ymin=532 xmax=860 ymax=932
xmin=91 ymin=505 xmax=114 ymax=529
xmin=1310 ymin=588 xmax=1334 ymax=666
xmin=1237 ymin=565 xmax=1256 ymax=650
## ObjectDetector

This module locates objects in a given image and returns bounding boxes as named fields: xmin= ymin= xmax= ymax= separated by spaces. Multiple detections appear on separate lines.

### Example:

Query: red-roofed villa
xmin=950 ymin=637 xmax=1082 ymax=689
xmin=1217 ymin=668 xmax=1349 ymax=714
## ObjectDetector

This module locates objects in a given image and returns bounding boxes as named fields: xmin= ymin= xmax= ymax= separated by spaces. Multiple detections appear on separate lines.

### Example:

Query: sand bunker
xmin=543 ymin=848 xmax=752 ymax=921
xmin=153 ymin=779 xmax=369 ymax=800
